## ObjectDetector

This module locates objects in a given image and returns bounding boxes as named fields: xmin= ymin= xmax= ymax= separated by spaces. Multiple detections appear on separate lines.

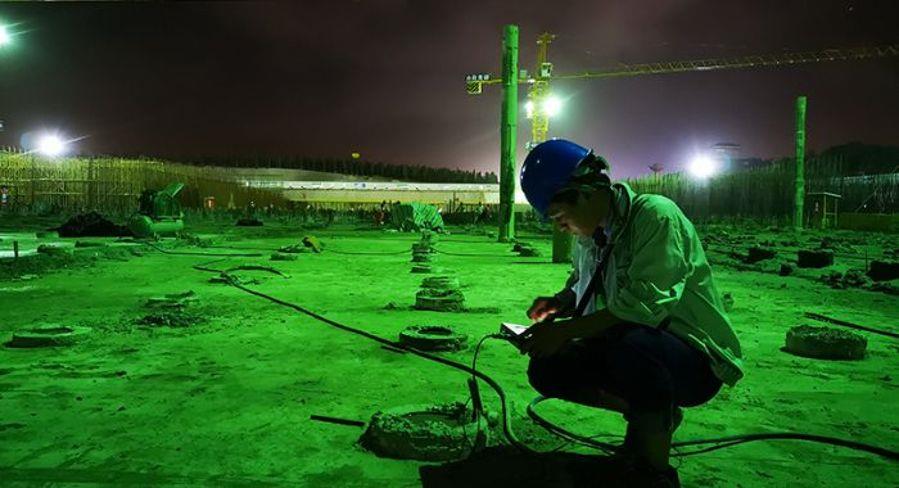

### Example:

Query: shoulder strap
xmin=572 ymin=191 xmax=651 ymax=318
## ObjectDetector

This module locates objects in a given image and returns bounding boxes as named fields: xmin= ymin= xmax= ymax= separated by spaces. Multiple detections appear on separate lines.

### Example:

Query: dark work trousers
xmin=527 ymin=323 xmax=723 ymax=422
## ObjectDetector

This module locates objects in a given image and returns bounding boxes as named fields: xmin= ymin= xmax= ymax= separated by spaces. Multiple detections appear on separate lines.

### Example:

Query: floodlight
xmin=543 ymin=96 xmax=562 ymax=117
xmin=37 ymin=134 xmax=66 ymax=157
xmin=0 ymin=25 xmax=10 ymax=46
xmin=688 ymin=154 xmax=718 ymax=179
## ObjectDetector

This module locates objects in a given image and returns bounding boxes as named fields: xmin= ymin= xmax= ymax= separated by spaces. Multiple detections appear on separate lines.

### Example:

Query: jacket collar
xmin=593 ymin=182 xmax=635 ymax=247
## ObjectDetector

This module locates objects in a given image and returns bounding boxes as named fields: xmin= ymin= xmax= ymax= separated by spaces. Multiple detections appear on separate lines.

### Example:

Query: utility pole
xmin=498 ymin=25 xmax=518 ymax=242
xmin=794 ymin=96 xmax=807 ymax=230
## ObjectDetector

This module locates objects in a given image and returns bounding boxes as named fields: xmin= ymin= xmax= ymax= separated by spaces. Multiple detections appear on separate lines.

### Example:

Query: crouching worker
xmin=518 ymin=140 xmax=743 ymax=488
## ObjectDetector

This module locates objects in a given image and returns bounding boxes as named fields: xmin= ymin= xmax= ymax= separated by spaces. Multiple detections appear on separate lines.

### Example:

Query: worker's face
xmin=546 ymin=189 xmax=609 ymax=236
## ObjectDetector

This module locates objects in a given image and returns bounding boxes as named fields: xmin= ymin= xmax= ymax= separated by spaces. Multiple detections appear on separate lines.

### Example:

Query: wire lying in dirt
xmin=187 ymin=258 xmax=899 ymax=464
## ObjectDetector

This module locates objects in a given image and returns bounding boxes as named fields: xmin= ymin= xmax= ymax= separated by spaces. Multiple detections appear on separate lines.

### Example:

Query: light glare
xmin=38 ymin=135 xmax=66 ymax=157
xmin=543 ymin=96 xmax=562 ymax=117
xmin=688 ymin=154 xmax=718 ymax=179
xmin=524 ymin=100 xmax=534 ymax=119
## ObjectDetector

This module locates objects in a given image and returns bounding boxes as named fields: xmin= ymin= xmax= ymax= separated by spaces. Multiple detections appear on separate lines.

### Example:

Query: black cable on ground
xmin=804 ymin=312 xmax=899 ymax=340
xmin=325 ymin=248 xmax=410 ymax=256
xmin=433 ymin=248 xmax=517 ymax=258
xmin=144 ymin=241 xmax=264 ymax=258
xmin=527 ymin=396 xmax=899 ymax=461
xmin=158 ymin=241 xmax=414 ymax=257
xmin=190 ymin=262 xmax=536 ymax=455
xmin=188 ymin=259 xmax=899 ymax=463
xmin=204 ymin=244 xmax=281 ymax=253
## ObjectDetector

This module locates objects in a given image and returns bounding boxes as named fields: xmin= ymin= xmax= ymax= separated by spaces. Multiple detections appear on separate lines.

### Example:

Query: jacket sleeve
xmin=606 ymin=208 xmax=694 ymax=326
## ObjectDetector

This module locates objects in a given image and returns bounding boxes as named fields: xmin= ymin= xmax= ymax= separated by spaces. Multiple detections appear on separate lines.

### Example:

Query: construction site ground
xmin=1 ymin=217 xmax=897 ymax=487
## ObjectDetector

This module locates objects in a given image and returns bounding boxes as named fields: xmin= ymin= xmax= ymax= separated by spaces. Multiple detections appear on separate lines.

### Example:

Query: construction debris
xmin=797 ymin=249 xmax=834 ymax=268
xmin=235 ymin=217 xmax=263 ymax=227
xmin=270 ymin=252 xmax=299 ymax=261
xmin=138 ymin=309 xmax=203 ymax=328
xmin=277 ymin=243 xmax=311 ymax=254
xmin=56 ymin=212 xmax=131 ymax=238
xmin=821 ymin=270 xmax=872 ymax=289
xmin=302 ymin=236 xmax=323 ymax=253
xmin=513 ymin=242 xmax=541 ymax=257
xmin=144 ymin=290 xmax=198 ymax=309
xmin=722 ymin=292 xmax=735 ymax=312
xmin=746 ymin=246 xmax=777 ymax=264
xmin=36 ymin=244 xmax=73 ymax=256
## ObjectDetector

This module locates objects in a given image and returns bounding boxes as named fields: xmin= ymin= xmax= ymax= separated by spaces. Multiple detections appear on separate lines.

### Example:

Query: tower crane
xmin=465 ymin=32 xmax=898 ymax=260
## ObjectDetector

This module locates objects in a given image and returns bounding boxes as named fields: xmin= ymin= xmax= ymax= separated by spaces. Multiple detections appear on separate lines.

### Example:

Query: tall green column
xmin=498 ymin=25 xmax=518 ymax=242
xmin=794 ymin=96 xmax=807 ymax=230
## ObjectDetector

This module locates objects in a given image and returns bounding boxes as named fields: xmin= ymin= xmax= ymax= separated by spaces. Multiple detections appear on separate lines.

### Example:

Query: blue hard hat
xmin=520 ymin=139 xmax=592 ymax=218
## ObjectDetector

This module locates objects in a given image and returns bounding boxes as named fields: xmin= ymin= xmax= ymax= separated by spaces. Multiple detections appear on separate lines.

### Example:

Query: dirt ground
xmin=1 ymin=217 xmax=897 ymax=487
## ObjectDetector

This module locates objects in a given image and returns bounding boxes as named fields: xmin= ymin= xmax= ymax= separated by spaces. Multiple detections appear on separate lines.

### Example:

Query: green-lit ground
xmin=1 ymin=217 xmax=897 ymax=487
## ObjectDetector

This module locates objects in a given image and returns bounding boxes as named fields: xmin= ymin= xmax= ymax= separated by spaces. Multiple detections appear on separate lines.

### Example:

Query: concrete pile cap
xmin=797 ymin=249 xmax=834 ymax=268
xmin=358 ymin=402 xmax=480 ymax=461
xmin=784 ymin=325 xmax=867 ymax=360
xmin=746 ymin=246 xmax=777 ymax=263
xmin=399 ymin=325 xmax=467 ymax=351
xmin=420 ymin=276 xmax=460 ymax=291
xmin=411 ymin=252 xmax=433 ymax=263
xmin=411 ymin=242 xmax=435 ymax=253
xmin=414 ymin=286 xmax=466 ymax=312
xmin=867 ymin=260 xmax=899 ymax=281
xmin=6 ymin=324 xmax=92 ymax=348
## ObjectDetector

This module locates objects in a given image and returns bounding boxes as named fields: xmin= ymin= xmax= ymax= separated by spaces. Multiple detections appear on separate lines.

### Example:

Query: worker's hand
xmin=520 ymin=320 xmax=572 ymax=358
xmin=527 ymin=296 xmax=561 ymax=323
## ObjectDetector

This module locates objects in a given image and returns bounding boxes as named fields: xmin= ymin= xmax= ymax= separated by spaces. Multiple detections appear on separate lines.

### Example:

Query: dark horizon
xmin=0 ymin=1 xmax=897 ymax=178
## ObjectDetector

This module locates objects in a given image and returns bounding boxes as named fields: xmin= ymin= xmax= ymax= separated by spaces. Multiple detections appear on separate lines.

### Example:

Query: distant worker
xmin=376 ymin=200 xmax=388 ymax=226
xmin=473 ymin=201 xmax=487 ymax=225
xmin=518 ymin=139 xmax=743 ymax=488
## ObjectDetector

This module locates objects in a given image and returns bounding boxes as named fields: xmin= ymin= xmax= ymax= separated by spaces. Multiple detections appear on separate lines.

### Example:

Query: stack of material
xmin=414 ymin=275 xmax=465 ymax=312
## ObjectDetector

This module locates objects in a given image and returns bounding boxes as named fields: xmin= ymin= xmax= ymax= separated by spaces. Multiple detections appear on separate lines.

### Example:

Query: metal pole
xmin=794 ymin=96 xmax=807 ymax=229
xmin=498 ymin=25 xmax=518 ymax=242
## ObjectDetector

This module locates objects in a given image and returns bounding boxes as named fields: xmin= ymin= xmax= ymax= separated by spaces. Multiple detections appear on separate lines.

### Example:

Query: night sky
xmin=0 ymin=1 xmax=897 ymax=178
